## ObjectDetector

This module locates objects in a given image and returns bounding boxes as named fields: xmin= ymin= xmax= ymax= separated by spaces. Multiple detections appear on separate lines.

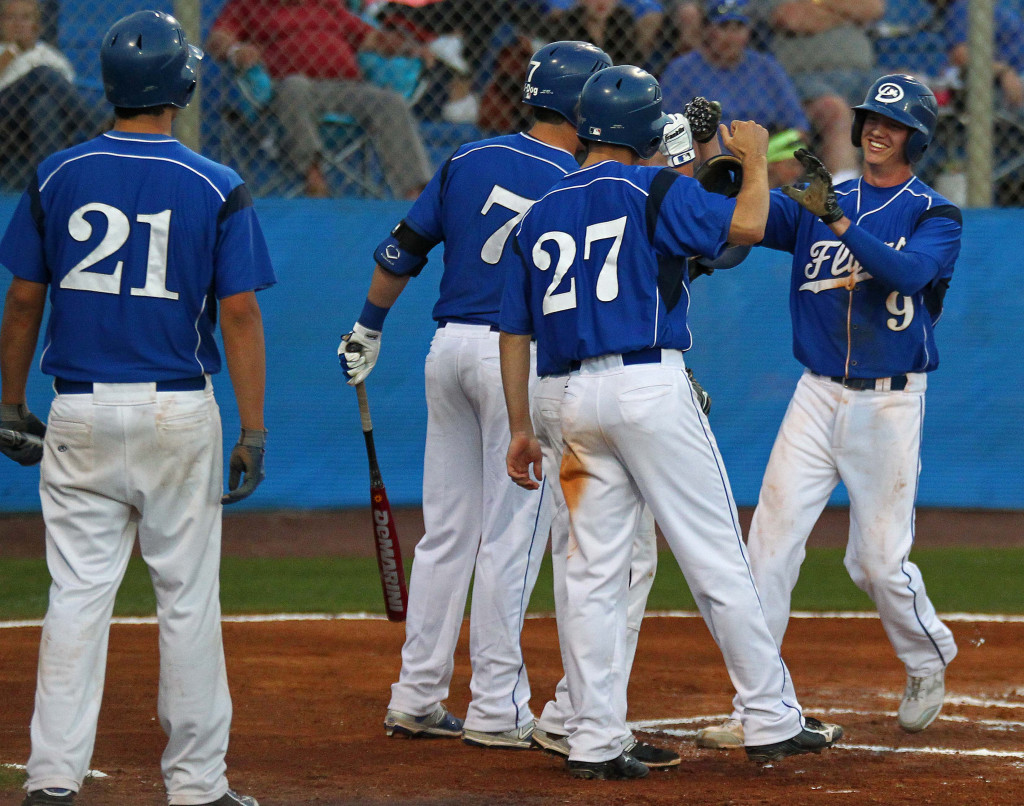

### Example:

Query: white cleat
xmin=695 ymin=718 xmax=744 ymax=749
xmin=898 ymin=668 xmax=946 ymax=732
xmin=463 ymin=720 xmax=536 ymax=749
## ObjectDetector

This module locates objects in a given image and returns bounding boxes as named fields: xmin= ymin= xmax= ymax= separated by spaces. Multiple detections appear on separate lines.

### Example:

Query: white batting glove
xmin=659 ymin=113 xmax=696 ymax=168
xmin=338 ymin=322 xmax=382 ymax=386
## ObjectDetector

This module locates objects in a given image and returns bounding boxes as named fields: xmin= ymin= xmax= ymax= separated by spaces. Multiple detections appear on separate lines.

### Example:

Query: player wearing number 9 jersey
xmin=501 ymin=65 xmax=842 ymax=777
xmin=0 ymin=10 xmax=273 ymax=806
xmin=338 ymin=41 xmax=613 ymax=747
xmin=696 ymin=74 xmax=961 ymax=752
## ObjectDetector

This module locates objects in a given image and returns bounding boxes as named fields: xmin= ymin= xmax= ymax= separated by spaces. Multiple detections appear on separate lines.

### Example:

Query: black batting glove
xmin=782 ymin=148 xmax=844 ymax=224
xmin=684 ymin=96 xmax=722 ymax=144
xmin=687 ymin=368 xmax=712 ymax=415
xmin=0 ymin=403 xmax=46 ymax=465
xmin=222 ymin=427 xmax=267 ymax=504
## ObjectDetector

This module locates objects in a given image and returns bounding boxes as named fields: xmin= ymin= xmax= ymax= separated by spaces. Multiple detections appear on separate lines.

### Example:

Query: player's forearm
xmin=838 ymin=222 xmax=940 ymax=295
xmin=729 ymin=156 xmax=769 ymax=245
xmin=366 ymin=265 xmax=411 ymax=311
xmin=499 ymin=332 xmax=534 ymax=438
xmin=220 ymin=291 xmax=266 ymax=431
xmin=0 ymin=278 xmax=45 ymax=405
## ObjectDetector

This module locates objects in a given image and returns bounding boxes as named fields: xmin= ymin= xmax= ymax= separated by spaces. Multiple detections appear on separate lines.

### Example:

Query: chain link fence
xmin=1 ymin=0 xmax=1022 ymax=204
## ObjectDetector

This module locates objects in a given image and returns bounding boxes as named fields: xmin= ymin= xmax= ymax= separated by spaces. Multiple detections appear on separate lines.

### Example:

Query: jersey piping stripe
xmin=853 ymin=176 xmax=918 ymax=224
xmin=102 ymin=132 xmax=178 ymax=144
xmin=901 ymin=395 xmax=950 ymax=666
xmin=515 ymin=131 xmax=577 ymax=159
xmin=540 ymin=174 xmax=649 ymax=202
xmin=510 ymin=476 xmax=547 ymax=728
xmin=39 ymin=153 xmax=228 ymax=202
xmin=450 ymin=142 xmax=573 ymax=175
xmin=192 ymin=296 xmax=208 ymax=375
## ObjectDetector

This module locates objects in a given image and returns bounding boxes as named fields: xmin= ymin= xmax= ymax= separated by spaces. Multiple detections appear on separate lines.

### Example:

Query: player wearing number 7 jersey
xmin=338 ymin=41 xmax=613 ymax=748
xmin=502 ymin=65 xmax=842 ymax=777
xmin=0 ymin=10 xmax=273 ymax=805
xmin=697 ymin=73 xmax=961 ymax=751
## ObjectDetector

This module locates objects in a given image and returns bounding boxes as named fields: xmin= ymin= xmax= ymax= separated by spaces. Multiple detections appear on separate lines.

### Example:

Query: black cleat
xmin=625 ymin=739 xmax=681 ymax=768
xmin=745 ymin=716 xmax=843 ymax=763
xmin=22 ymin=790 xmax=75 ymax=806
xmin=567 ymin=751 xmax=650 ymax=780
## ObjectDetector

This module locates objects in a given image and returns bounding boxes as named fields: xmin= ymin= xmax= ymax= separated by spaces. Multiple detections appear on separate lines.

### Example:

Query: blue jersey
xmin=0 ymin=132 xmax=275 ymax=383
xmin=502 ymin=161 xmax=736 ymax=376
xmin=401 ymin=132 xmax=579 ymax=327
xmin=762 ymin=176 xmax=962 ymax=377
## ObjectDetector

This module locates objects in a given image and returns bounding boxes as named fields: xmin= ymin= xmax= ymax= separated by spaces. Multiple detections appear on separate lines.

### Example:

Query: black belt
xmin=436 ymin=318 xmax=499 ymax=332
xmin=569 ymin=347 xmax=665 ymax=372
xmin=812 ymin=371 xmax=908 ymax=392
xmin=55 ymin=376 xmax=206 ymax=394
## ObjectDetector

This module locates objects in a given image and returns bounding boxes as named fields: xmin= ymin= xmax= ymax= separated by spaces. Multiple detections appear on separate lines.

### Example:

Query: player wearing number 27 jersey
xmin=502 ymin=66 xmax=842 ymax=774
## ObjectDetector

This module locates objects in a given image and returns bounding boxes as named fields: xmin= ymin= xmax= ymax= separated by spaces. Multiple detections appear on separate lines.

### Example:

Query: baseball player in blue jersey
xmin=696 ymin=74 xmax=961 ymax=752
xmin=338 ymin=41 xmax=612 ymax=749
xmin=501 ymin=64 xmax=842 ymax=779
xmin=0 ymin=11 xmax=273 ymax=806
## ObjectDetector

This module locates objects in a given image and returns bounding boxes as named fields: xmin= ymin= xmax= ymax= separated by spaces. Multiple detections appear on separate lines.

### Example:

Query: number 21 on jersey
xmin=60 ymin=202 xmax=178 ymax=300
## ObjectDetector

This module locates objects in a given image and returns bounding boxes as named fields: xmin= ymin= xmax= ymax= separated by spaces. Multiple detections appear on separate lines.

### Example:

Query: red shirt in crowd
xmin=212 ymin=0 xmax=374 ymax=80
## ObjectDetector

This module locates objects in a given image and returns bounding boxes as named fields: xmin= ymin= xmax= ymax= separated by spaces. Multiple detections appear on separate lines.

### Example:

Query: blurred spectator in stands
xmin=546 ymin=0 xmax=660 ymax=65
xmin=931 ymin=0 xmax=1024 ymax=112
xmin=765 ymin=127 xmax=806 ymax=187
xmin=207 ymin=0 xmax=436 ymax=198
xmin=760 ymin=0 xmax=884 ymax=182
xmin=660 ymin=0 xmax=810 ymax=140
xmin=478 ymin=33 xmax=535 ymax=134
xmin=0 ymin=0 xmax=106 ymax=189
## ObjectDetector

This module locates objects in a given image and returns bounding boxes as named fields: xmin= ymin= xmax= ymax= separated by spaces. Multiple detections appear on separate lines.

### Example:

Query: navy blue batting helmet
xmin=522 ymin=40 xmax=612 ymax=122
xmin=851 ymin=74 xmax=937 ymax=163
xmin=101 ymin=10 xmax=203 ymax=109
xmin=576 ymin=66 xmax=670 ymax=160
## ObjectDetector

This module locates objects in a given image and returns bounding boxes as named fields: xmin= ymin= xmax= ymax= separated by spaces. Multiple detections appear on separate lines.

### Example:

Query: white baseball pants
xmin=389 ymin=324 xmax=552 ymax=732
xmin=559 ymin=351 xmax=803 ymax=762
xmin=531 ymin=374 xmax=658 ymax=747
xmin=739 ymin=370 xmax=956 ymax=710
xmin=27 ymin=380 xmax=233 ymax=805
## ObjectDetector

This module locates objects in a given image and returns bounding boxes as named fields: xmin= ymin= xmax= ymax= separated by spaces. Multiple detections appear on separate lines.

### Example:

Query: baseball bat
xmin=355 ymin=382 xmax=409 ymax=622
xmin=0 ymin=428 xmax=43 ymax=450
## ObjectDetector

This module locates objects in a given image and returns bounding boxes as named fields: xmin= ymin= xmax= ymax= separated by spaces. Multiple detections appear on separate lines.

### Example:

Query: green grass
xmin=2 ymin=548 xmax=1023 ymax=621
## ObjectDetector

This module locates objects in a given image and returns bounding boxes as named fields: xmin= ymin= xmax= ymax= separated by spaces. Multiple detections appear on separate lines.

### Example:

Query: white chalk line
xmin=5 ymin=610 xmax=1024 ymax=630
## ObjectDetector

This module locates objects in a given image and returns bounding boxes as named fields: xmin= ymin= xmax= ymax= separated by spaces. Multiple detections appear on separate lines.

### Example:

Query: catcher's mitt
xmin=689 ymin=154 xmax=750 ymax=280
xmin=695 ymin=154 xmax=743 ymax=198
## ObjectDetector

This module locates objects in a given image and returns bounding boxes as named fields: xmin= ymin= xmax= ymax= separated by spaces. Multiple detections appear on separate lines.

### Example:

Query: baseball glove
xmin=689 ymin=154 xmax=750 ymax=280
xmin=781 ymin=148 xmax=843 ymax=224
xmin=684 ymin=96 xmax=722 ymax=144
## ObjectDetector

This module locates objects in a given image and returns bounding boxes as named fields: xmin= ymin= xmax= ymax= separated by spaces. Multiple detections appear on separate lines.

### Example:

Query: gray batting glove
xmin=0 ymin=402 xmax=46 ymax=466
xmin=659 ymin=113 xmax=696 ymax=167
xmin=338 ymin=322 xmax=382 ymax=386
xmin=222 ymin=428 xmax=266 ymax=505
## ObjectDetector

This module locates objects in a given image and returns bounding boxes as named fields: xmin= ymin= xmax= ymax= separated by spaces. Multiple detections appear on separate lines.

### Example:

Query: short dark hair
xmin=114 ymin=104 xmax=174 ymax=119
xmin=532 ymin=106 xmax=570 ymax=126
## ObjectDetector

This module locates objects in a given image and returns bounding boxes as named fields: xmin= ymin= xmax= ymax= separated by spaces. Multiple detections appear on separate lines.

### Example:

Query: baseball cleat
xmin=463 ymin=720 xmax=536 ymax=749
xmin=532 ymin=727 xmax=571 ymax=757
xmin=624 ymin=738 xmax=681 ymax=768
xmin=384 ymin=703 xmax=464 ymax=738
xmin=21 ymin=789 xmax=75 ymax=805
xmin=200 ymin=790 xmax=259 ymax=806
xmin=695 ymin=718 xmax=744 ymax=750
xmin=566 ymin=751 xmax=649 ymax=780
xmin=898 ymin=668 xmax=946 ymax=732
xmin=745 ymin=716 xmax=843 ymax=763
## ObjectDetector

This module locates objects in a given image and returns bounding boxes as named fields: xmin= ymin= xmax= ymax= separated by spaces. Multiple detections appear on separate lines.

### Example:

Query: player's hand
xmin=506 ymin=432 xmax=543 ymax=490
xmin=720 ymin=119 xmax=768 ymax=164
xmin=686 ymin=368 xmax=711 ymax=415
xmin=684 ymin=96 xmax=722 ymax=143
xmin=222 ymin=428 xmax=267 ymax=505
xmin=659 ymin=113 xmax=696 ymax=168
xmin=781 ymin=148 xmax=844 ymax=224
xmin=0 ymin=403 xmax=46 ymax=466
xmin=338 ymin=322 xmax=382 ymax=386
